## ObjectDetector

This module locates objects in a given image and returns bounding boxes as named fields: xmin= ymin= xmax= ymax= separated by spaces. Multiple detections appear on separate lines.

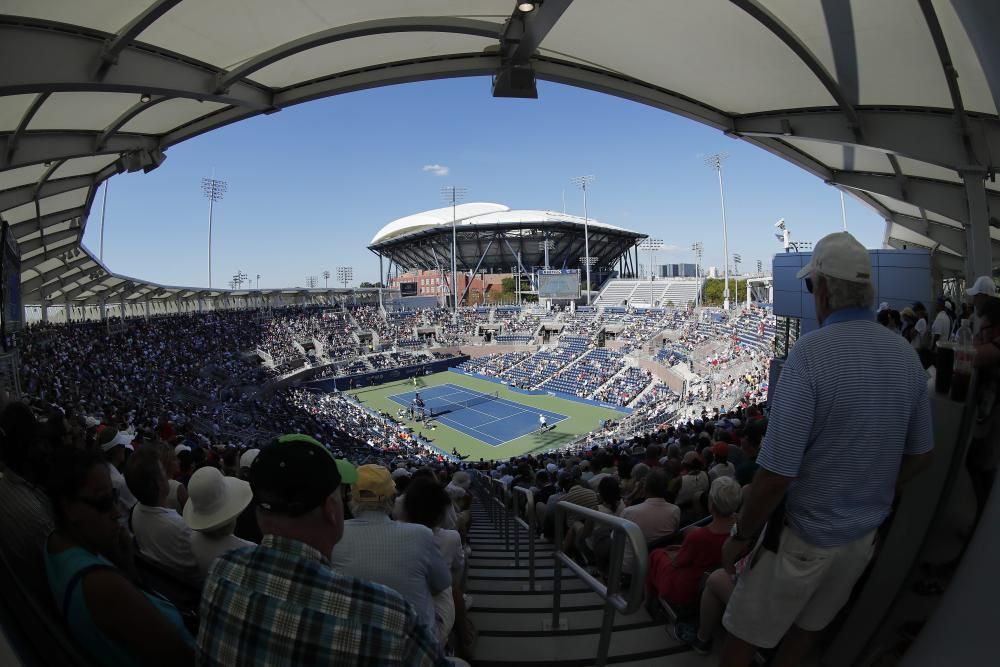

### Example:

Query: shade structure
xmin=2 ymin=0 xmax=998 ymax=307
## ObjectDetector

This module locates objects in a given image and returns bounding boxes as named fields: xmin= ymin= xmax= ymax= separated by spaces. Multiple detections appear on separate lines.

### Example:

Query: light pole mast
xmin=570 ymin=175 xmax=595 ymax=305
xmin=691 ymin=242 xmax=703 ymax=309
xmin=441 ymin=186 xmax=466 ymax=321
xmin=640 ymin=239 xmax=663 ymax=306
xmin=704 ymin=153 xmax=730 ymax=309
xmin=201 ymin=174 xmax=227 ymax=288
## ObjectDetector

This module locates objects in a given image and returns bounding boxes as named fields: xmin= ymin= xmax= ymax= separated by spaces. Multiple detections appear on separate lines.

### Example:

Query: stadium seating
xmin=539 ymin=348 xmax=625 ymax=397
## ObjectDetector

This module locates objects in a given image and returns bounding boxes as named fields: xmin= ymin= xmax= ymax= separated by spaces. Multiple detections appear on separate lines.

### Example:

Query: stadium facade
xmin=369 ymin=203 xmax=647 ymax=302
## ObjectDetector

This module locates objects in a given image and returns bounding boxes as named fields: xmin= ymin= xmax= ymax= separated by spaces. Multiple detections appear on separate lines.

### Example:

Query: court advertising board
xmin=537 ymin=269 xmax=581 ymax=299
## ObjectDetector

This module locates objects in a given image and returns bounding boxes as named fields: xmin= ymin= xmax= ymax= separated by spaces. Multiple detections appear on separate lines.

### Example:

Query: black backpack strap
xmin=60 ymin=563 xmax=117 ymax=623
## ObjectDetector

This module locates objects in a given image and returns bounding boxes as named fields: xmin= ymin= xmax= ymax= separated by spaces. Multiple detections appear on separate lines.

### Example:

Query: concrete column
xmin=65 ymin=299 xmax=72 ymax=323
xmin=40 ymin=299 xmax=48 ymax=323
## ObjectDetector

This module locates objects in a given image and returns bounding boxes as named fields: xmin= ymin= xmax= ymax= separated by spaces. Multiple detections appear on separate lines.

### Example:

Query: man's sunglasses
xmin=804 ymin=277 xmax=814 ymax=294
xmin=77 ymin=489 xmax=119 ymax=513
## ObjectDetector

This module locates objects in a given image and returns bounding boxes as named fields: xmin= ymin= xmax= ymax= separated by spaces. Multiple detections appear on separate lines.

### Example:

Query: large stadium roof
xmin=370 ymin=203 xmax=631 ymax=245
xmin=369 ymin=203 xmax=645 ymax=275
xmin=2 ymin=1 xmax=998 ymax=307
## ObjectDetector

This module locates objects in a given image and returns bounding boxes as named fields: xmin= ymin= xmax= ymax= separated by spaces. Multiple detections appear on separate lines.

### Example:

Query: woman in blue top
xmin=44 ymin=448 xmax=194 ymax=667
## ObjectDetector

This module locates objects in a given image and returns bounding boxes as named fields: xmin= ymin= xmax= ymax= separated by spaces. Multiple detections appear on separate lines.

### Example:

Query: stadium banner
xmin=399 ymin=281 xmax=418 ymax=297
xmin=537 ymin=269 xmax=581 ymax=299
xmin=307 ymin=355 xmax=469 ymax=392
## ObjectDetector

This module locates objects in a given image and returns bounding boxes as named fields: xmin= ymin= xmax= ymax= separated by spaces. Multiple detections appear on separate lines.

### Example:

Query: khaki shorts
xmin=722 ymin=525 xmax=877 ymax=649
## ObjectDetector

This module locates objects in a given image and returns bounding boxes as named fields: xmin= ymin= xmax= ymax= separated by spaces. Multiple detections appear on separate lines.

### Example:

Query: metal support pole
xmin=99 ymin=179 xmax=109 ymax=262
xmin=962 ymin=170 xmax=993 ymax=281
xmin=706 ymin=154 xmax=731 ymax=309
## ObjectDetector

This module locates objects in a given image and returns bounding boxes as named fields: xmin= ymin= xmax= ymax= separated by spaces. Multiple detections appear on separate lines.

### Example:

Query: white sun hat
xmin=183 ymin=466 xmax=253 ymax=532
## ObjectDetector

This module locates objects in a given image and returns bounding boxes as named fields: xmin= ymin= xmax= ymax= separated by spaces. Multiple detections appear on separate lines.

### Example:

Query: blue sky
xmin=82 ymin=78 xmax=885 ymax=289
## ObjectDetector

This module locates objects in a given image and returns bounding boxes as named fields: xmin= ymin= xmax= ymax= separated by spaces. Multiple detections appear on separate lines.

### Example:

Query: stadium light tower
xmin=306 ymin=275 xmax=318 ymax=289
xmin=704 ymin=153 xmax=730 ymax=309
xmin=322 ymin=270 xmax=330 ymax=288
xmin=640 ymin=239 xmax=664 ymax=306
xmin=201 ymin=174 xmax=227 ymax=288
xmin=441 ymin=186 xmax=466 ymax=320
xmin=336 ymin=266 xmax=353 ymax=289
xmin=570 ymin=175 xmax=595 ymax=304
xmin=691 ymin=242 xmax=703 ymax=309
xmin=733 ymin=253 xmax=741 ymax=275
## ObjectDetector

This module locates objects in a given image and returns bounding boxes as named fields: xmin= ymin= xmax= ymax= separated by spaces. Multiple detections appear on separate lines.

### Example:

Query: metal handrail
xmin=552 ymin=500 xmax=649 ymax=667
xmin=511 ymin=486 xmax=536 ymax=591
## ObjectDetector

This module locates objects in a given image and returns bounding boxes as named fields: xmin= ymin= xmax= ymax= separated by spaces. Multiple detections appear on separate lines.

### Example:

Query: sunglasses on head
xmin=804 ymin=277 xmax=814 ymax=294
xmin=77 ymin=489 xmax=119 ymax=514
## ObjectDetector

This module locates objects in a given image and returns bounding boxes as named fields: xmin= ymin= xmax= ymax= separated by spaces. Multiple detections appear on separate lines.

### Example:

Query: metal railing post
xmin=548 ymin=501 xmax=648 ymax=654
xmin=552 ymin=502 xmax=564 ymax=629
xmin=597 ymin=530 xmax=627 ymax=667
xmin=512 ymin=487 xmax=536 ymax=590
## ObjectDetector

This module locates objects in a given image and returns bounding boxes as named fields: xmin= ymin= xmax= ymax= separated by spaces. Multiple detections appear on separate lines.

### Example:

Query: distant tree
xmin=501 ymin=277 xmax=516 ymax=294
xmin=359 ymin=281 xmax=384 ymax=288
xmin=665 ymin=300 xmax=675 ymax=308
xmin=701 ymin=278 xmax=740 ymax=306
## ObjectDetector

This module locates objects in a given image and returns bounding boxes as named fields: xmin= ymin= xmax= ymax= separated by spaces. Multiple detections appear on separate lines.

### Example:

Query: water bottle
xmin=951 ymin=319 xmax=974 ymax=402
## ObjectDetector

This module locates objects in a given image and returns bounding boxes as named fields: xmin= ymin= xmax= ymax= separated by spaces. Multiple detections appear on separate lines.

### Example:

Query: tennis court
xmin=388 ymin=383 xmax=567 ymax=446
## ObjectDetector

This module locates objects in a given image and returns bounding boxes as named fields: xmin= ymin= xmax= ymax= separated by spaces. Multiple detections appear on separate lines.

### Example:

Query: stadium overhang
xmin=368 ymin=204 xmax=647 ymax=278
xmin=1 ymin=1 xmax=999 ymax=308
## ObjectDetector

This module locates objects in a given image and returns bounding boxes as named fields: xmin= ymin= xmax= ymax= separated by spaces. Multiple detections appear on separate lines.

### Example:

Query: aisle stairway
xmin=465 ymin=500 xmax=705 ymax=666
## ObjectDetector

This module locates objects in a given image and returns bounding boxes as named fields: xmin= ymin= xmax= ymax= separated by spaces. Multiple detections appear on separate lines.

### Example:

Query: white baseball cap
xmin=795 ymin=231 xmax=872 ymax=283
xmin=966 ymin=275 xmax=997 ymax=298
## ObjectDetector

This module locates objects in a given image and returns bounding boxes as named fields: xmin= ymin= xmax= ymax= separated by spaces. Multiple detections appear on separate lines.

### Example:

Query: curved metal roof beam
xmin=215 ymin=17 xmax=503 ymax=93
xmin=0 ymin=172 xmax=95 ymax=211
xmin=917 ymin=0 xmax=974 ymax=164
xmin=0 ymin=21 xmax=273 ymax=110
xmin=95 ymin=0 xmax=185 ymax=80
xmin=730 ymin=0 xmax=861 ymax=135
xmin=0 ymin=131 xmax=155 ymax=172
xmin=1 ymin=92 xmax=49 ymax=168
xmin=95 ymin=96 xmax=168 ymax=151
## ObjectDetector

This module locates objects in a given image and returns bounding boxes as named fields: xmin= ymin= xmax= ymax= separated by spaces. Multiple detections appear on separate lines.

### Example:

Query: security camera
xmin=774 ymin=218 xmax=786 ymax=229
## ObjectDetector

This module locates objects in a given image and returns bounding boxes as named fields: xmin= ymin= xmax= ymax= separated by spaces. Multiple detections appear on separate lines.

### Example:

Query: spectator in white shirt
xmin=931 ymin=297 xmax=955 ymax=347
xmin=182 ymin=466 xmax=254 ymax=579
xmin=125 ymin=444 xmax=201 ymax=586
xmin=98 ymin=428 xmax=137 ymax=528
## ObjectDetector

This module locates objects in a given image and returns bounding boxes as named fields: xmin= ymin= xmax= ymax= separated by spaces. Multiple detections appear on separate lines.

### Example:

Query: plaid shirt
xmin=197 ymin=535 xmax=448 ymax=667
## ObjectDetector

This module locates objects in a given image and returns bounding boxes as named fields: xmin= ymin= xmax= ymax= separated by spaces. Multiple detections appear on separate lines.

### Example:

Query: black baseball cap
xmin=250 ymin=434 xmax=357 ymax=516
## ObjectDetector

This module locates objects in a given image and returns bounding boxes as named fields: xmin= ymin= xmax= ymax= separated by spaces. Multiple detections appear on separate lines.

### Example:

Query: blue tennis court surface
xmin=388 ymin=383 xmax=567 ymax=446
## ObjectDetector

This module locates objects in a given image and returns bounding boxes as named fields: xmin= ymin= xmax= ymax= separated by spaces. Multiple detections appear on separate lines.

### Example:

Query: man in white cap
xmin=183 ymin=466 xmax=254 ymax=578
xmin=966 ymin=275 xmax=998 ymax=335
xmin=98 ymin=427 xmax=137 ymax=527
xmin=715 ymin=232 xmax=933 ymax=667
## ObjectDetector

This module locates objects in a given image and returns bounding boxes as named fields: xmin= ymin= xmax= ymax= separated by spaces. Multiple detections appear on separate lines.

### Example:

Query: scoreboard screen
xmin=399 ymin=281 xmax=418 ymax=297
xmin=537 ymin=270 xmax=581 ymax=299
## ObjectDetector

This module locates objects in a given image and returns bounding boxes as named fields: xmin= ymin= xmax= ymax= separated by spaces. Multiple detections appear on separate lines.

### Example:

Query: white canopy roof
xmin=2 ymin=0 xmax=998 ymax=305
xmin=370 ymin=203 xmax=626 ymax=245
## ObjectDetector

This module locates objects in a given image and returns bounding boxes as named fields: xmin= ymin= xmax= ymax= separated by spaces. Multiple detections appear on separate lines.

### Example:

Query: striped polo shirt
xmin=758 ymin=307 xmax=933 ymax=548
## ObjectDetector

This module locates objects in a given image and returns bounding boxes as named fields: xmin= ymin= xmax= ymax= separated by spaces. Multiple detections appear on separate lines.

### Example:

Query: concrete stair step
xmin=469 ymin=590 xmax=605 ymax=611
xmin=472 ymin=623 xmax=687 ymax=665
xmin=469 ymin=567 xmax=556 ymax=579
xmin=467 ymin=578 xmax=592 ymax=593
xmin=468 ymin=557 xmax=555 ymax=567
xmin=472 ymin=607 xmax=658 ymax=634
